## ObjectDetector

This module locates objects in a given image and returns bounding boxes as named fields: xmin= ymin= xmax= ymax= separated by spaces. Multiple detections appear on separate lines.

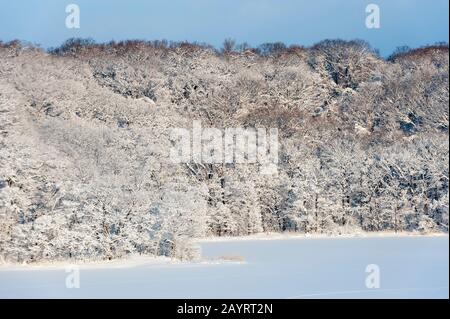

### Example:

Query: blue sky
xmin=0 ymin=0 xmax=448 ymax=56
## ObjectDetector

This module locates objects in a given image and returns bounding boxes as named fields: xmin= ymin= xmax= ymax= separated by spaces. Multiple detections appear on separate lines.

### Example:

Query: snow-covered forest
xmin=0 ymin=39 xmax=448 ymax=263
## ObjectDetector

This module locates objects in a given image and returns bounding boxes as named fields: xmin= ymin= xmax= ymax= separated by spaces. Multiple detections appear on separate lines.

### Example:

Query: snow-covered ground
xmin=0 ymin=235 xmax=448 ymax=298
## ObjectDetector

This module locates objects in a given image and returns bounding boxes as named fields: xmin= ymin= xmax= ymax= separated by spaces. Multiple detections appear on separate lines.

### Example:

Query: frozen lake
xmin=0 ymin=235 xmax=448 ymax=298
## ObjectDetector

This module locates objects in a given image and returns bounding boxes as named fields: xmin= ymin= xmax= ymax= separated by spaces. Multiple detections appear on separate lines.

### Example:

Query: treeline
xmin=2 ymin=37 xmax=448 ymax=59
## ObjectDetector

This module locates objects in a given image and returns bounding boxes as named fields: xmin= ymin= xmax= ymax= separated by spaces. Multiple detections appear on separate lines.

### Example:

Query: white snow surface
xmin=0 ymin=235 xmax=448 ymax=298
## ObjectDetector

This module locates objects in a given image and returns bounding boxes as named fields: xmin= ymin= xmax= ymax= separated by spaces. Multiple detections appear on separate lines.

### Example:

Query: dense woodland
xmin=0 ymin=39 xmax=448 ymax=263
